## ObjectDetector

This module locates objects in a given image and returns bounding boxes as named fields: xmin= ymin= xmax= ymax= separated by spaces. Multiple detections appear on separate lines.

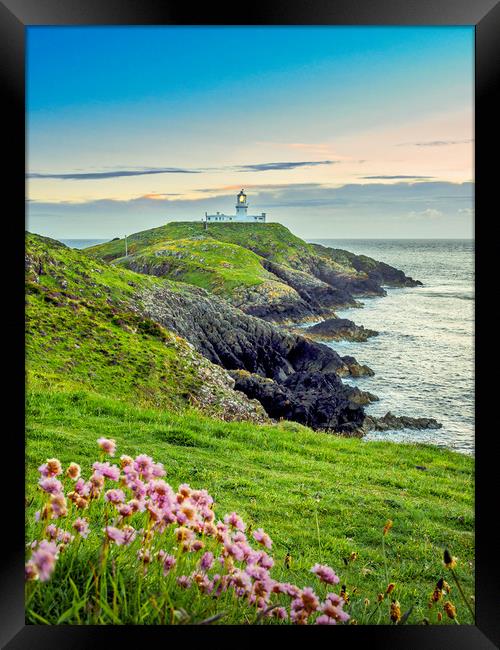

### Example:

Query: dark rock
xmin=230 ymin=370 xmax=365 ymax=433
xmin=345 ymin=386 xmax=379 ymax=406
xmin=141 ymin=284 xmax=372 ymax=430
xmin=360 ymin=411 xmax=442 ymax=434
xmin=301 ymin=317 xmax=378 ymax=342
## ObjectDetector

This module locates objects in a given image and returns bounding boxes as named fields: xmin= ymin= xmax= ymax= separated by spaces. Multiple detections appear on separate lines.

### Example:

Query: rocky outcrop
xmin=360 ymin=411 xmax=442 ymax=434
xmin=310 ymin=244 xmax=423 ymax=290
xmin=297 ymin=317 xmax=378 ymax=342
xmin=229 ymin=370 xmax=365 ymax=433
xmin=140 ymin=283 xmax=370 ymax=431
xmin=261 ymin=260 xmax=357 ymax=313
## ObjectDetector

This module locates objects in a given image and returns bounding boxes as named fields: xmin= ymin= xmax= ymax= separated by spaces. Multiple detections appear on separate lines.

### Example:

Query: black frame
xmin=2 ymin=0 xmax=498 ymax=647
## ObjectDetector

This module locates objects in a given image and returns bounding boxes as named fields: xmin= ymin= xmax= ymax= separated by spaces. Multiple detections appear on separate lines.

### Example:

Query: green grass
xmin=25 ymin=232 xmax=263 ymax=418
xmin=114 ymin=237 xmax=281 ymax=296
xmin=26 ymin=388 xmax=474 ymax=625
xmin=85 ymin=222 xmax=313 ymax=267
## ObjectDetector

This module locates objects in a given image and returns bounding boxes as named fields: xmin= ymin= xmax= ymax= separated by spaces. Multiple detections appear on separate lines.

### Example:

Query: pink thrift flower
xmin=25 ymin=562 xmax=39 ymax=581
xmin=66 ymin=462 xmax=81 ymax=480
xmin=117 ymin=503 xmax=133 ymax=518
xmin=38 ymin=477 xmax=63 ymax=495
xmin=92 ymin=462 xmax=120 ymax=481
xmin=272 ymin=607 xmax=288 ymax=620
xmin=133 ymin=454 xmax=154 ymax=478
xmin=224 ymin=512 xmax=246 ymax=532
xmin=200 ymin=551 xmax=214 ymax=572
xmin=105 ymin=488 xmax=125 ymax=504
xmin=45 ymin=524 xmax=58 ymax=540
xmin=253 ymin=528 xmax=272 ymax=549
xmin=158 ymin=551 xmax=177 ymax=575
xmin=97 ymin=437 xmax=116 ymax=456
xmin=72 ymin=517 xmax=89 ymax=538
xmin=316 ymin=614 xmax=337 ymax=625
xmin=311 ymin=563 xmax=340 ymax=585
xmin=104 ymin=526 xmax=125 ymax=545
xmin=122 ymin=526 xmax=137 ymax=545
xmin=301 ymin=587 xmax=320 ymax=613
xmin=39 ymin=458 xmax=62 ymax=477
xmin=177 ymin=576 xmax=192 ymax=589
xmin=30 ymin=540 xmax=59 ymax=582
xmin=321 ymin=599 xmax=350 ymax=623
xmin=151 ymin=462 xmax=166 ymax=477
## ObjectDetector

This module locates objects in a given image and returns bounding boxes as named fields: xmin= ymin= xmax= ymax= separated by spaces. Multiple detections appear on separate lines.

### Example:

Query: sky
xmin=26 ymin=26 xmax=474 ymax=239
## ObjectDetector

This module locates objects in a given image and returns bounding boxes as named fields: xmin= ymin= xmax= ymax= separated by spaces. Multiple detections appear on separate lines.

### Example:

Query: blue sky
xmin=26 ymin=26 xmax=474 ymax=239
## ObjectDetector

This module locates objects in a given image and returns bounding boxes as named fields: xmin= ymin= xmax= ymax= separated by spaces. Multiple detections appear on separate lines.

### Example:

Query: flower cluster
xmin=25 ymin=439 xmax=350 ymax=625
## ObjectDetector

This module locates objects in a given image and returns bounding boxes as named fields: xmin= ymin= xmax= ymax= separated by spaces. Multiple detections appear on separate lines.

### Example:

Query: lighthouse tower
xmin=204 ymin=189 xmax=266 ymax=222
xmin=235 ymin=189 xmax=248 ymax=219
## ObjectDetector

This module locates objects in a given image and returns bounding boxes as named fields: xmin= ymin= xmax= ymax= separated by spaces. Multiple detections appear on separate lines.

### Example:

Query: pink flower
xmin=224 ymin=512 xmax=246 ymax=532
xmin=316 ymin=614 xmax=337 ymax=625
xmin=272 ymin=607 xmax=288 ymax=620
xmin=311 ymin=563 xmax=340 ymax=585
xmin=151 ymin=462 xmax=166 ymax=477
xmin=72 ymin=517 xmax=90 ymax=538
xmin=117 ymin=503 xmax=133 ymax=517
xmin=66 ymin=462 xmax=81 ymax=480
xmin=321 ymin=596 xmax=350 ymax=623
xmin=122 ymin=525 xmax=137 ymax=545
xmin=38 ymin=458 xmax=62 ymax=478
xmin=177 ymin=576 xmax=192 ymax=589
xmin=104 ymin=526 xmax=125 ymax=545
xmin=133 ymin=454 xmax=154 ymax=478
xmin=38 ymin=477 xmax=63 ymax=495
xmin=200 ymin=551 xmax=214 ymax=572
xmin=25 ymin=562 xmax=39 ymax=581
xmin=30 ymin=540 xmax=59 ymax=582
xmin=97 ymin=437 xmax=116 ymax=456
xmin=74 ymin=478 xmax=89 ymax=496
xmin=105 ymin=488 xmax=125 ymax=504
xmin=253 ymin=528 xmax=272 ymax=549
xmin=92 ymin=462 xmax=120 ymax=481
xmin=300 ymin=587 xmax=320 ymax=613
xmin=49 ymin=494 xmax=67 ymax=518
xmin=158 ymin=551 xmax=177 ymax=576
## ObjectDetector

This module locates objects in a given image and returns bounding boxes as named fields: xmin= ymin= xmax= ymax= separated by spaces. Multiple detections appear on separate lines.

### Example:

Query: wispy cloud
xmin=235 ymin=160 xmax=337 ymax=172
xmin=360 ymin=175 xmax=435 ymax=180
xmin=398 ymin=139 xmax=473 ymax=147
xmin=28 ymin=167 xmax=201 ymax=180
xmin=28 ymin=160 xmax=339 ymax=181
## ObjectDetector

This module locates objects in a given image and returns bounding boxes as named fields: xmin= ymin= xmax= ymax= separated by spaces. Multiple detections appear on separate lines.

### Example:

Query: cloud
xmin=408 ymin=208 xmax=444 ymax=219
xmin=28 ymin=167 xmax=201 ymax=180
xmin=28 ymin=160 xmax=338 ymax=181
xmin=360 ymin=175 xmax=435 ymax=180
xmin=398 ymin=139 xmax=473 ymax=147
xmin=234 ymin=160 xmax=338 ymax=172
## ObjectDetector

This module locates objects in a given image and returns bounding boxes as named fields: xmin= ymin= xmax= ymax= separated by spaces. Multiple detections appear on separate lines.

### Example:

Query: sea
xmin=62 ymin=238 xmax=475 ymax=455
xmin=309 ymin=239 xmax=474 ymax=455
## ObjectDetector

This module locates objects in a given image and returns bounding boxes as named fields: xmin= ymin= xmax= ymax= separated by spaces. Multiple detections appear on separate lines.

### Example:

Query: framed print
xmin=1 ymin=0 xmax=499 ymax=647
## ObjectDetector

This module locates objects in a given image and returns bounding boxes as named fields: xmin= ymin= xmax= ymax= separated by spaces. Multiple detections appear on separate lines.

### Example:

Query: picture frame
xmin=2 ymin=0 xmax=498 ymax=646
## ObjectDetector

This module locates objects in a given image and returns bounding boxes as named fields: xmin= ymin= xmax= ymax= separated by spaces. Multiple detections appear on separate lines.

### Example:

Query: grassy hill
xmin=25 ymin=231 xmax=474 ymax=625
xmin=25 ymin=232 xmax=267 ymax=421
xmin=85 ymin=222 xmax=315 ymax=268
xmin=26 ymin=388 xmax=474 ymax=625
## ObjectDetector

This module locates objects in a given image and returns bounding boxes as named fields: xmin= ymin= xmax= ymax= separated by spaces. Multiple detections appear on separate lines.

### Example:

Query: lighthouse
xmin=235 ymin=189 xmax=248 ymax=219
xmin=204 ymin=189 xmax=267 ymax=223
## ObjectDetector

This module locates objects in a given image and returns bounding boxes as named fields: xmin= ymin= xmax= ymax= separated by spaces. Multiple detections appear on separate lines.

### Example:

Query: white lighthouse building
xmin=205 ymin=190 xmax=266 ymax=223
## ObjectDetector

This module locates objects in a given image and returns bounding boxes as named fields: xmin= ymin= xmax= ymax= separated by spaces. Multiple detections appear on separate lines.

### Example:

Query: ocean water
xmin=309 ymin=239 xmax=474 ymax=455
xmin=60 ymin=239 xmax=110 ymax=249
